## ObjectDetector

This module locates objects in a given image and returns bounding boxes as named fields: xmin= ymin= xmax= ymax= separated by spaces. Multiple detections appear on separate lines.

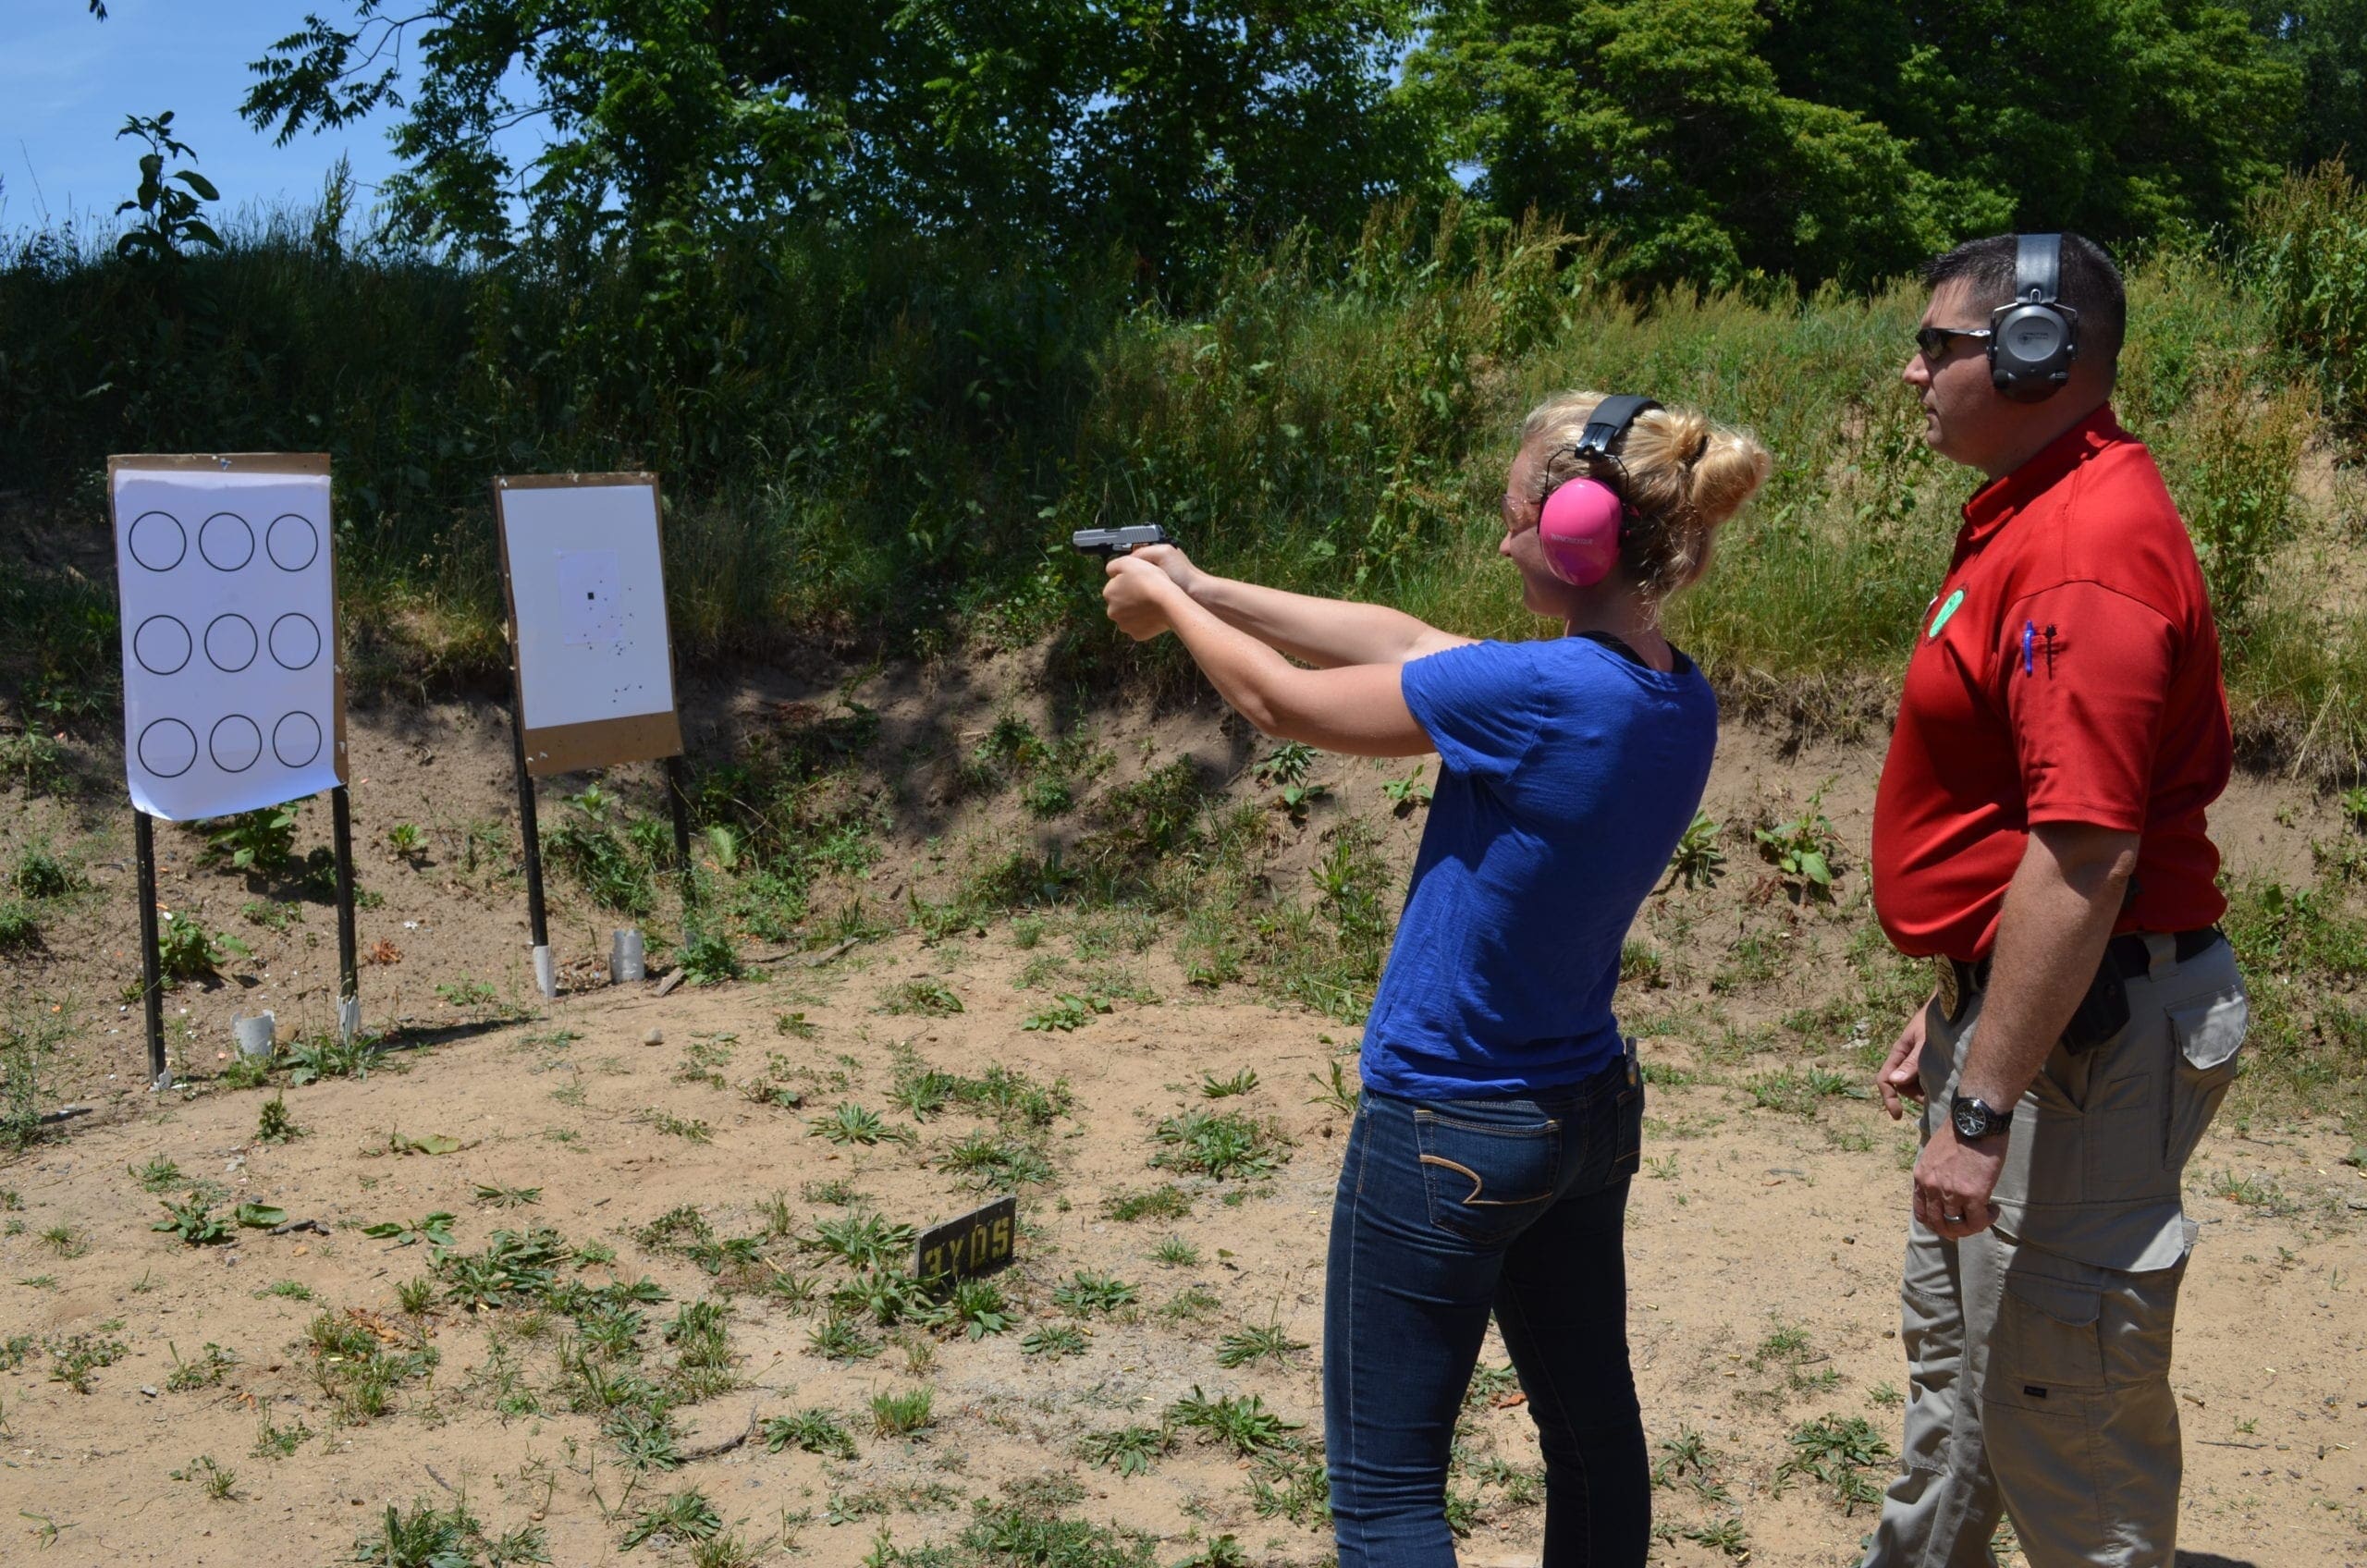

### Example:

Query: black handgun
xmin=1069 ymin=523 xmax=1173 ymax=558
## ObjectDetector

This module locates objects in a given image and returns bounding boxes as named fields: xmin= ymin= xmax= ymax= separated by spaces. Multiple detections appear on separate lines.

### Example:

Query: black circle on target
xmin=266 ymin=514 xmax=319 ymax=571
xmin=272 ymin=711 xmax=323 ymax=768
xmin=137 ymin=717 xmax=199 ymax=778
xmin=200 ymin=512 xmax=256 ymax=570
xmin=268 ymin=613 xmax=322 ymax=670
xmin=131 ymin=616 xmax=192 ymax=676
xmin=128 ymin=512 xmax=187 ymax=571
xmin=204 ymin=614 xmax=259 ymax=672
xmin=209 ymin=715 xmax=264 ymax=773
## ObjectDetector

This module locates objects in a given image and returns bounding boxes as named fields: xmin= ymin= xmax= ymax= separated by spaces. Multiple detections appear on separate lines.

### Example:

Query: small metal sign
xmin=915 ymin=1194 xmax=1016 ymax=1283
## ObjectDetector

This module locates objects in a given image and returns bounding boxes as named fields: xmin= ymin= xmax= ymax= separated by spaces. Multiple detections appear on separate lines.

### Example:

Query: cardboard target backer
xmin=111 ymin=454 xmax=345 ymax=821
xmin=494 ymin=473 xmax=682 ymax=777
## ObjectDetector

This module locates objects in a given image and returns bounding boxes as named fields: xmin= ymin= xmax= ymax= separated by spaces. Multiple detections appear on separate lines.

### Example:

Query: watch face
xmin=1952 ymin=1101 xmax=1990 ymax=1139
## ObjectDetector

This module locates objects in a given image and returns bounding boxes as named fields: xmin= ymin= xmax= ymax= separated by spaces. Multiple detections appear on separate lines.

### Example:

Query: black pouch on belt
xmin=2058 ymin=961 xmax=2130 ymax=1054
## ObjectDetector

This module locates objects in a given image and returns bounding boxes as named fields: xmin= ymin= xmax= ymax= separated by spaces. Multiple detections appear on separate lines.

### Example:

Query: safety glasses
xmin=1914 ymin=324 xmax=1993 ymax=361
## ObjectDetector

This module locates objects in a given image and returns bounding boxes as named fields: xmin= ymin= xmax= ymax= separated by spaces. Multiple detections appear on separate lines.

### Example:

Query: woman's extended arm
xmin=1130 ymin=545 xmax=1472 ymax=668
xmin=1103 ymin=557 xmax=1436 ymax=757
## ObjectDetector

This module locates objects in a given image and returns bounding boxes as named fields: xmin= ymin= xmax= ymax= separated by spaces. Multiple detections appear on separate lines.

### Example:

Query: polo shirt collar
xmin=1959 ymin=404 xmax=2127 ymax=545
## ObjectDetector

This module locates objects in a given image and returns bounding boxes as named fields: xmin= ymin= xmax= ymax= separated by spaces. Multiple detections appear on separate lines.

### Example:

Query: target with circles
xmin=110 ymin=455 xmax=344 ymax=821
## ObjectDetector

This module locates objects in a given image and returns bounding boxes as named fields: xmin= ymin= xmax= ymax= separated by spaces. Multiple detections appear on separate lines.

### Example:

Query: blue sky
xmin=1 ymin=1 xmax=440 ymax=232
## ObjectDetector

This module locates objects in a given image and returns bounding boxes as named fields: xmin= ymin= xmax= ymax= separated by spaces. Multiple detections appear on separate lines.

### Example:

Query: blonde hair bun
xmin=1522 ymin=392 xmax=1772 ymax=600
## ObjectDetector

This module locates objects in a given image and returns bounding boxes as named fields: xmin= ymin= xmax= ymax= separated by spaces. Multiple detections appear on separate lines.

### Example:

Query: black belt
xmin=1938 ymin=925 xmax=2225 ymax=1026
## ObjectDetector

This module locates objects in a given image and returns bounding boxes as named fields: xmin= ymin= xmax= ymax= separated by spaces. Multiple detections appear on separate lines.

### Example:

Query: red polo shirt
xmin=1871 ymin=406 xmax=2232 ymax=962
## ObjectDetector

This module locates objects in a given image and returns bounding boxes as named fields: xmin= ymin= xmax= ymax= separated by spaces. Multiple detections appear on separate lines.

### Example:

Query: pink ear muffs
xmin=1533 ymin=393 xmax=1660 ymax=587
xmin=1537 ymin=476 xmax=1624 ymax=586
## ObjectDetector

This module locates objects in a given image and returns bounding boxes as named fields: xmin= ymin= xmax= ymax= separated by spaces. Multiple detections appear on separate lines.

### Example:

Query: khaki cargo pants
xmin=1858 ymin=935 xmax=2249 ymax=1568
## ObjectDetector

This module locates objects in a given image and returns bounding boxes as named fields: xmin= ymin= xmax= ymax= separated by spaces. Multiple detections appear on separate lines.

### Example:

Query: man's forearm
xmin=1957 ymin=825 xmax=2139 ymax=1106
xmin=1190 ymin=575 xmax=1465 ymax=669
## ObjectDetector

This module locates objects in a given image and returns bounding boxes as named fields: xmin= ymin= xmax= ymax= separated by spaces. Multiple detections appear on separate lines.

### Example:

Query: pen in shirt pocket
xmin=2020 ymin=619 xmax=2035 ymax=676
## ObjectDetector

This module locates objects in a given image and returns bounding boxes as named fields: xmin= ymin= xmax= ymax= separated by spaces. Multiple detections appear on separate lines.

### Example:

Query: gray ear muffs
xmin=1988 ymin=233 xmax=2079 ymax=403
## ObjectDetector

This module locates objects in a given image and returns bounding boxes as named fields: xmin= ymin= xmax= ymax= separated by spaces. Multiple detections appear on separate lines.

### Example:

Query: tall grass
xmin=2245 ymin=159 xmax=2367 ymax=431
xmin=4 ymin=194 xmax=2361 ymax=769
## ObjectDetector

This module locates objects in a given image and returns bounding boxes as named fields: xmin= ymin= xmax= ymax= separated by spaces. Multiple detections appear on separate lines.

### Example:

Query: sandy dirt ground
xmin=3 ymin=671 xmax=2364 ymax=1567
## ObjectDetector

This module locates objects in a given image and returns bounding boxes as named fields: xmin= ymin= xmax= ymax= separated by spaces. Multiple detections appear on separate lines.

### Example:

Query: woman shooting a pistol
xmin=1100 ymin=392 xmax=1769 ymax=1566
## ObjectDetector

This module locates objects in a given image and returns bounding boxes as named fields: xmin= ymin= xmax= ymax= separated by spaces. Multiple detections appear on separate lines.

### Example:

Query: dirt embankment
xmin=2 ymin=656 xmax=2363 ymax=1568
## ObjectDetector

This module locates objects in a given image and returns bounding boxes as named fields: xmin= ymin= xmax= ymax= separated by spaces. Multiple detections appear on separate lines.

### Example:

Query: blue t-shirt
xmin=1363 ymin=635 xmax=1718 ymax=1099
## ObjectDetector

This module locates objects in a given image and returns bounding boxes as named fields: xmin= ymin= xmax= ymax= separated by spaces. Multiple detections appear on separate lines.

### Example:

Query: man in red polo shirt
xmin=1860 ymin=233 xmax=2250 ymax=1568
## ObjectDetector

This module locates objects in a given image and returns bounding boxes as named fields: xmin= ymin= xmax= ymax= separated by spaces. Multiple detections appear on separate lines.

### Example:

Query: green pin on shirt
xmin=1927 ymin=588 xmax=1966 ymax=640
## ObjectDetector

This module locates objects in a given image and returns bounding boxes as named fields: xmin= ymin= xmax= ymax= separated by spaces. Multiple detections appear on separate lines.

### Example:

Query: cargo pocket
xmin=2084 ymin=1064 xmax=2167 ymax=1203
xmin=2165 ymin=987 xmax=2247 ymax=1172
xmin=1983 ymin=1270 xmax=2105 ymax=1417
xmin=1415 ymin=1109 xmax=1561 ymax=1246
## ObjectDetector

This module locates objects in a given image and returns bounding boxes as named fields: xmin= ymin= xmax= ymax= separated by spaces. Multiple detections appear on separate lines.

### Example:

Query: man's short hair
xmin=1923 ymin=232 xmax=2126 ymax=370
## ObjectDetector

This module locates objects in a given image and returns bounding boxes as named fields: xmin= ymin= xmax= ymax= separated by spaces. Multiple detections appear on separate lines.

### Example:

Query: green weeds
xmin=870 ymin=1387 xmax=935 ymax=1436
xmin=153 ymin=1194 xmax=232 ymax=1245
xmin=1168 ymin=1386 xmax=1302 ymax=1457
xmin=1754 ymin=788 xmax=1841 ymax=900
xmin=255 ymin=1093 xmax=301 ymax=1144
xmin=1776 ymin=1414 xmax=1891 ymax=1513
xmin=1023 ymin=993 xmax=1110 ymax=1032
xmin=1152 ymin=1109 xmax=1285 ymax=1180
xmin=679 ymin=927 xmax=744 ymax=986
xmin=1746 ymin=1067 xmax=1869 ymax=1116
xmin=1103 ymin=1184 xmax=1192 ymax=1223
xmin=938 ymin=1131 xmax=1054 ymax=1190
xmin=944 ymin=1276 xmax=1014 ymax=1339
xmin=764 ymin=1407 xmax=858 ymax=1459
xmin=1216 ymin=1317 xmax=1308 ymax=1369
xmin=165 ymin=1341 xmax=237 ymax=1391
xmin=1021 ymin=1324 xmax=1089 ymax=1358
xmin=43 ymin=1331 xmax=126 ymax=1393
xmin=171 ymin=1453 xmax=239 ymax=1501
xmin=809 ymin=1103 xmax=902 ymax=1146
xmin=1051 ymin=1270 xmax=1139 ymax=1317
xmin=879 ymin=978 xmax=963 ymax=1016
xmin=1079 ymin=1424 xmax=1173 ymax=1477
xmin=157 ymin=911 xmax=247 ymax=983
xmin=619 ymin=1489 xmax=722 ymax=1550
xmin=1666 ymin=812 xmax=1726 ymax=890
xmin=1151 ymin=1234 xmax=1200 ymax=1267
xmin=805 ymin=1212 xmax=917 ymax=1270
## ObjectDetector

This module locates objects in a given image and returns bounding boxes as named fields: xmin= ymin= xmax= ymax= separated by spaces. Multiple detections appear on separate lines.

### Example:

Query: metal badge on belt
xmin=1934 ymin=956 xmax=1961 ymax=1018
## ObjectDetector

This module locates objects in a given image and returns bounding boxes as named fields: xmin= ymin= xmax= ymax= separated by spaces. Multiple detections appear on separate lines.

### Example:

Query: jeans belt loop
xmin=2142 ymin=930 xmax=2176 ymax=981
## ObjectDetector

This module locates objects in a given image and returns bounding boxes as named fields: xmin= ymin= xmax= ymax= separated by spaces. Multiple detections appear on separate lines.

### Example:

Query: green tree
xmin=240 ymin=1 xmax=1435 ymax=287
xmin=1760 ymin=0 xmax=2299 ymax=249
xmin=2244 ymin=1 xmax=2367 ymax=170
xmin=1405 ymin=0 xmax=1947 ymax=289
xmin=1415 ymin=0 xmax=2299 ymax=289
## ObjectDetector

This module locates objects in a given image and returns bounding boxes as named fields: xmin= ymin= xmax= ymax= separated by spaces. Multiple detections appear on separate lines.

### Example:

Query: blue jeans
xmin=1324 ymin=1050 xmax=1649 ymax=1567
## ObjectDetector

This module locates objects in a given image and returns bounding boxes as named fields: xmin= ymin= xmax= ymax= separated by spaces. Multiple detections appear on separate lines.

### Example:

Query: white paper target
xmin=499 ymin=483 xmax=676 ymax=730
xmin=113 ymin=463 xmax=339 ymax=820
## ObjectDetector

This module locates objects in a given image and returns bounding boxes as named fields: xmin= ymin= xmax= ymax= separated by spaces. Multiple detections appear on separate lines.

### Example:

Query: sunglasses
xmin=1914 ymin=325 xmax=1993 ymax=361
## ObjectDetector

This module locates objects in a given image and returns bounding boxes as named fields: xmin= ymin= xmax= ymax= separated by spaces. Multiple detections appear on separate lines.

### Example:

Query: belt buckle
xmin=1933 ymin=956 xmax=1961 ymax=1021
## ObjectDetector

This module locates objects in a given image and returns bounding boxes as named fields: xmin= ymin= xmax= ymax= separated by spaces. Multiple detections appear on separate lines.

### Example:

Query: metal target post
xmin=330 ymin=783 xmax=362 ymax=1039
xmin=133 ymin=809 xmax=166 ymax=1086
xmin=668 ymin=753 xmax=696 ymax=918
xmin=508 ymin=651 xmax=557 ymax=999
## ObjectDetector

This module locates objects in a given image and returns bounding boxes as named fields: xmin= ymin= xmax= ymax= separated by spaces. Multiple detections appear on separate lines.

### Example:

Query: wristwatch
xmin=1951 ymin=1095 xmax=2014 ymax=1141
